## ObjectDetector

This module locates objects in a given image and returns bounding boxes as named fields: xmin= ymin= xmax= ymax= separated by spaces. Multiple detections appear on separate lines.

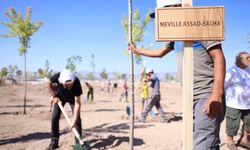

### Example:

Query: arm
xmin=203 ymin=44 xmax=226 ymax=118
xmin=71 ymin=96 xmax=81 ymax=129
xmin=48 ymin=81 xmax=59 ymax=104
xmin=128 ymin=43 xmax=173 ymax=58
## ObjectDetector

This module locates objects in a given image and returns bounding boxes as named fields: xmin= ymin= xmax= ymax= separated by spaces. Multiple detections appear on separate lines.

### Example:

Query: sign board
xmin=155 ymin=6 xmax=224 ymax=41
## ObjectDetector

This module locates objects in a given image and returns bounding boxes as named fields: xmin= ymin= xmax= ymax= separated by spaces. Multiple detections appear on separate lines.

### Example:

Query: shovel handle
xmin=57 ymin=101 xmax=84 ymax=145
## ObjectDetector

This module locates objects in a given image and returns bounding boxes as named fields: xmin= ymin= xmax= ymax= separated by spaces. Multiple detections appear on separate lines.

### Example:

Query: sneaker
xmin=46 ymin=141 xmax=59 ymax=150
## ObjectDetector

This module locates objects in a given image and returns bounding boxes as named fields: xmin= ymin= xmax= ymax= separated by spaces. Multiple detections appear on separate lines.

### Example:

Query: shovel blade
xmin=74 ymin=141 xmax=91 ymax=150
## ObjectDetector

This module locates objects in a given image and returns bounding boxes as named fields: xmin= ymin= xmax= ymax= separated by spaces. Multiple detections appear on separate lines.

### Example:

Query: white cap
xmin=58 ymin=69 xmax=76 ymax=84
xmin=146 ymin=68 xmax=154 ymax=74
xmin=157 ymin=0 xmax=182 ymax=7
xmin=150 ymin=0 xmax=182 ymax=18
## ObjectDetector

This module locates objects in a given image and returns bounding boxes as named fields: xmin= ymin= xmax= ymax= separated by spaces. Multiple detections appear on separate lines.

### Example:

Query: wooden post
xmin=155 ymin=1 xmax=224 ymax=150
xmin=182 ymin=0 xmax=193 ymax=150
xmin=128 ymin=0 xmax=135 ymax=150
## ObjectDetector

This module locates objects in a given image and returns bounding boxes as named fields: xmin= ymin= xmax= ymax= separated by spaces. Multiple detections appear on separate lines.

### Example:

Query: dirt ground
xmin=0 ymin=81 xmax=248 ymax=150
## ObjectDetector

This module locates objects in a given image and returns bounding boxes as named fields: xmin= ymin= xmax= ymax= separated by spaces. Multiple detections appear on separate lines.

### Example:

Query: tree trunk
xmin=24 ymin=53 xmax=27 ymax=114
xmin=128 ymin=0 xmax=134 ymax=150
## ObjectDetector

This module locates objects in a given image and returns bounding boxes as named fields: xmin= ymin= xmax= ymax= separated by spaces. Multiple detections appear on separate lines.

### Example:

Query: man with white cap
xmin=140 ymin=67 xmax=168 ymax=123
xmin=128 ymin=0 xmax=226 ymax=149
xmin=46 ymin=69 xmax=83 ymax=149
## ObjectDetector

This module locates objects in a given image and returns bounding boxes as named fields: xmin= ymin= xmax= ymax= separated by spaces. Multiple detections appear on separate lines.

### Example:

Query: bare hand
xmin=50 ymin=97 xmax=59 ymax=105
xmin=69 ymin=121 xmax=76 ymax=130
xmin=203 ymin=96 xmax=222 ymax=118
xmin=128 ymin=43 xmax=137 ymax=53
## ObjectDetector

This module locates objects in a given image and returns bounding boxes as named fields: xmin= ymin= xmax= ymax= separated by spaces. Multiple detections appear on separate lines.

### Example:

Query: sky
xmin=0 ymin=0 xmax=250 ymax=75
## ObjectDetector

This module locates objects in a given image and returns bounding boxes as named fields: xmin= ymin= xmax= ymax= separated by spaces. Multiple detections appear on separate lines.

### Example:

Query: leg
xmin=125 ymin=91 xmax=128 ymax=102
xmin=87 ymin=91 xmax=90 ymax=101
xmin=90 ymin=89 xmax=94 ymax=101
xmin=238 ymin=109 xmax=250 ymax=149
xmin=141 ymin=96 xmax=158 ymax=122
xmin=70 ymin=103 xmax=82 ymax=144
xmin=119 ymin=92 xmax=124 ymax=101
xmin=51 ymin=102 xmax=64 ymax=141
xmin=154 ymin=95 xmax=167 ymax=122
xmin=48 ymin=102 xmax=65 ymax=149
xmin=225 ymin=107 xmax=241 ymax=150
xmin=193 ymin=98 xmax=223 ymax=150
xmin=141 ymin=98 xmax=145 ymax=113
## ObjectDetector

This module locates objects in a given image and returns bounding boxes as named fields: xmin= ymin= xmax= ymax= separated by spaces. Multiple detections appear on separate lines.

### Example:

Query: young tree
xmin=122 ymin=8 xmax=152 ymax=65
xmin=126 ymin=1 xmax=134 ymax=149
xmin=7 ymin=64 xmax=18 ymax=79
xmin=37 ymin=60 xmax=53 ymax=78
xmin=86 ymin=72 xmax=95 ymax=80
xmin=1 ymin=7 xmax=42 ymax=114
xmin=0 ymin=67 xmax=8 ymax=85
xmin=90 ymin=54 xmax=95 ymax=73
xmin=65 ymin=55 xmax=82 ymax=72
xmin=100 ymin=68 xmax=108 ymax=80
xmin=44 ymin=60 xmax=53 ymax=78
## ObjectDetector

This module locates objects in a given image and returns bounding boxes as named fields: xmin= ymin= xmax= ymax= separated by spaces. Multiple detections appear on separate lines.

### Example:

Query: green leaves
xmin=122 ymin=8 xmax=152 ymax=65
xmin=100 ymin=68 xmax=108 ymax=80
xmin=37 ymin=60 xmax=53 ymax=78
xmin=122 ymin=8 xmax=152 ymax=43
xmin=66 ymin=55 xmax=83 ymax=72
xmin=1 ymin=7 xmax=43 ymax=55
xmin=86 ymin=72 xmax=95 ymax=80
xmin=1 ymin=67 xmax=8 ymax=79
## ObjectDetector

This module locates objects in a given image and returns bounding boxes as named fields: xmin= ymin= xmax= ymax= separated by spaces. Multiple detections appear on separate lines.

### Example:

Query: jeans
xmin=141 ymin=95 xmax=167 ymax=121
xmin=193 ymin=98 xmax=225 ymax=150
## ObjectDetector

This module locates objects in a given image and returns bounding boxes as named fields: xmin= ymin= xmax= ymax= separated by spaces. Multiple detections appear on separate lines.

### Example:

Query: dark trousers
xmin=87 ymin=89 xmax=94 ymax=101
xmin=51 ymin=102 xmax=82 ymax=142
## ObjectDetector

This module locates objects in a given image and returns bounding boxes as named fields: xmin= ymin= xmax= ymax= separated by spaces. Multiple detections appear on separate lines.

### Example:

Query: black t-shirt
xmin=50 ymin=72 xmax=83 ymax=103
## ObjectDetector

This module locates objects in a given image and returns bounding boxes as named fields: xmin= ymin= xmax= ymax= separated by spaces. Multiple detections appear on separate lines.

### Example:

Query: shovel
xmin=57 ymin=101 xmax=91 ymax=150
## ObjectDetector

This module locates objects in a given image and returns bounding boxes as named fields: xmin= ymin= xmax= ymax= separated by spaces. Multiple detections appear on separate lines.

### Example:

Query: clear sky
xmin=0 ymin=0 xmax=249 ymax=74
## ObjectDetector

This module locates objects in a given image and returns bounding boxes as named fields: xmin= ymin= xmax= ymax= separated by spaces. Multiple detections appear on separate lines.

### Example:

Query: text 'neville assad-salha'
xmin=160 ymin=20 xmax=221 ymax=27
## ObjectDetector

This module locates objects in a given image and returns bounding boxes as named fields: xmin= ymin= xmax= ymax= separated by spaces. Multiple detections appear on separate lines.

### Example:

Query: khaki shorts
xmin=226 ymin=106 xmax=250 ymax=136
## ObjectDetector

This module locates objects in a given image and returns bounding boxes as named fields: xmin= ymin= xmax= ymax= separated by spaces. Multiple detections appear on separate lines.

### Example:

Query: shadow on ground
xmin=0 ymin=104 xmax=47 ymax=109
xmin=86 ymin=123 xmax=154 ymax=134
xmin=0 ymin=130 xmax=68 ymax=145
xmin=94 ymin=109 xmax=123 ymax=112
xmin=89 ymin=135 xmax=144 ymax=149
xmin=166 ymin=112 xmax=183 ymax=122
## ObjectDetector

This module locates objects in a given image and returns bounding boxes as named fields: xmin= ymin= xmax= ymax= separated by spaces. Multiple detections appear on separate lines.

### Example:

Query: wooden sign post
xmin=182 ymin=2 xmax=193 ymax=150
xmin=155 ymin=1 xmax=224 ymax=150
xmin=155 ymin=6 xmax=224 ymax=41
